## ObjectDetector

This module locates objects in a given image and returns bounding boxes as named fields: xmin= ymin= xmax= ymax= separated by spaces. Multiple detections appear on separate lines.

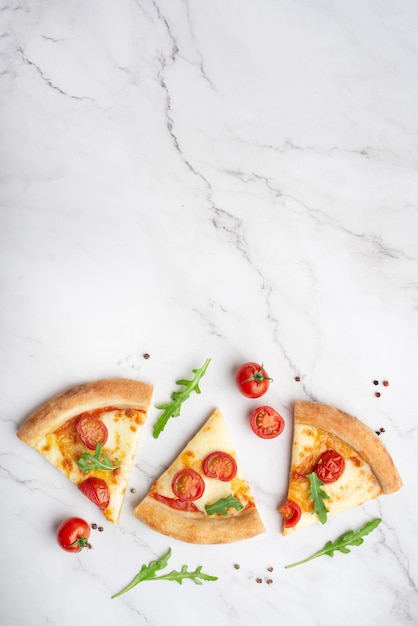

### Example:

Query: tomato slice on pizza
xmin=76 ymin=416 xmax=109 ymax=450
xmin=134 ymin=408 xmax=265 ymax=544
xmin=17 ymin=378 xmax=153 ymax=523
xmin=202 ymin=451 xmax=237 ymax=481
xmin=279 ymin=402 xmax=403 ymax=534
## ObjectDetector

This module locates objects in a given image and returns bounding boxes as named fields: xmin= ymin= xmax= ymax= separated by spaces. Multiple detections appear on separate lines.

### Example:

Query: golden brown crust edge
xmin=134 ymin=496 xmax=265 ymax=544
xmin=294 ymin=401 xmax=403 ymax=494
xmin=17 ymin=378 xmax=154 ymax=447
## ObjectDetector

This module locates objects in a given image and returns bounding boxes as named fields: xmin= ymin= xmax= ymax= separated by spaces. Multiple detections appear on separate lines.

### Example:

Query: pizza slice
xmin=279 ymin=401 xmax=403 ymax=534
xmin=17 ymin=378 xmax=153 ymax=523
xmin=134 ymin=408 xmax=265 ymax=544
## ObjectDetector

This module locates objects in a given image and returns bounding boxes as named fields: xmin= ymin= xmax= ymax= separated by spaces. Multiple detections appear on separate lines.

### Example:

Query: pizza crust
xmin=294 ymin=402 xmax=402 ymax=494
xmin=17 ymin=378 xmax=154 ymax=446
xmin=135 ymin=496 xmax=265 ymax=544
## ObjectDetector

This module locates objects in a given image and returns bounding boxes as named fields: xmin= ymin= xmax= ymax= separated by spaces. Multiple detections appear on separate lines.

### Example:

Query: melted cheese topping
xmin=35 ymin=408 xmax=146 ymax=522
xmin=285 ymin=423 xmax=382 ymax=533
xmin=150 ymin=411 xmax=255 ymax=515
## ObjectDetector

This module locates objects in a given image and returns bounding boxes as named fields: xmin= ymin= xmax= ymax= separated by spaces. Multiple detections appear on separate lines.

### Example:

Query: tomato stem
xmin=68 ymin=536 xmax=92 ymax=551
xmin=242 ymin=366 xmax=273 ymax=387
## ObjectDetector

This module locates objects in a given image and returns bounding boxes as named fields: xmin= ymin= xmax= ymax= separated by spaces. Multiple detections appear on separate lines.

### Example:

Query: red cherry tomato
xmin=78 ymin=477 xmax=110 ymax=510
xmin=202 ymin=451 xmax=237 ymax=482
xmin=314 ymin=449 xmax=345 ymax=483
xmin=250 ymin=406 xmax=285 ymax=439
xmin=235 ymin=362 xmax=272 ymax=398
xmin=153 ymin=493 xmax=200 ymax=513
xmin=76 ymin=415 xmax=108 ymax=450
xmin=171 ymin=469 xmax=205 ymax=501
xmin=57 ymin=517 xmax=91 ymax=553
xmin=278 ymin=499 xmax=301 ymax=528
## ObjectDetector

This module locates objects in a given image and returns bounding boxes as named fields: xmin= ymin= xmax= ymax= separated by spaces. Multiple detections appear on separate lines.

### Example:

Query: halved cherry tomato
xmin=235 ymin=362 xmax=272 ymax=398
xmin=76 ymin=415 xmax=108 ymax=450
xmin=202 ymin=451 xmax=237 ymax=482
xmin=78 ymin=477 xmax=110 ymax=510
xmin=278 ymin=499 xmax=301 ymax=528
xmin=57 ymin=517 xmax=91 ymax=553
xmin=171 ymin=469 xmax=205 ymax=501
xmin=314 ymin=449 xmax=345 ymax=483
xmin=250 ymin=406 xmax=285 ymax=439
xmin=152 ymin=493 xmax=200 ymax=512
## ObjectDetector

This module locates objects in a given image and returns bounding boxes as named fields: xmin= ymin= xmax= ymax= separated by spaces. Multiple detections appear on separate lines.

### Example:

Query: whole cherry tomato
xmin=250 ymin=406 xmax=285 ymax=439
xmin=57 ymin=517 xmax=91 ymax=553
xmin=235 ymin=362 xmax=272 ymax=398
xmin=314 ymin=449 xmax=345 ymax=483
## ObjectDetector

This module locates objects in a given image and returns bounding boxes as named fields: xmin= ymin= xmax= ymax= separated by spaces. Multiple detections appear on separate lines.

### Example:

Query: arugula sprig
xmin=205 ymin=495 xmax=244 ymax=516
xmin=153 ymin=358 xmax=211 ymax=438
xmin=285 ymin=518 xmax=382 ymax=569
xmin=76 ymin=442 xmax=121 ymax=473
xmin=111 ymin=548 xmax=218 ymax=598
xmin=307 ymin=472 xmax=330 ymax=524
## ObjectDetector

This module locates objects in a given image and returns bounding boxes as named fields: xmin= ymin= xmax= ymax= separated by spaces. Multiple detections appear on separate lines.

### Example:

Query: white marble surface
xmin=1 ymin=1 xmax=418 ymax=624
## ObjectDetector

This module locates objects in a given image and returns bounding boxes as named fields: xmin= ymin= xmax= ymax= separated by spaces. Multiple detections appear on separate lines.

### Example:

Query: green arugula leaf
xmin=285 ymin=518 xmax=382 ymax=569
xmin=205 ymin=495 xmax=244 ymax=516
xmin=152 ymin=358 xmax=211 ymax=438
xmin=307 ymin=471 xmax=330 ymax=524
xmin=76 ymin=442 xmax=120 ymax=473
xmin=111 ymin=548 xmax=218 ymax=598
